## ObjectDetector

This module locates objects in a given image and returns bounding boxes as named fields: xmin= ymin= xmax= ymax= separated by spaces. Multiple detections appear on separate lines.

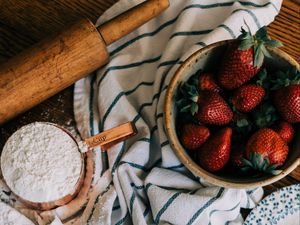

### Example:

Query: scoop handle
xmin=84 ymin=122 xmax=137 ymax=151
xmin=97 ymin=0 xmax=170 ymax=45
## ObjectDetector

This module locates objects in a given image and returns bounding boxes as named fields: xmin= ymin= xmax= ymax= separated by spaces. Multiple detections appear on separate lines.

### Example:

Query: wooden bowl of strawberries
xmin=164 ymin=26 xmax=300 ymax=189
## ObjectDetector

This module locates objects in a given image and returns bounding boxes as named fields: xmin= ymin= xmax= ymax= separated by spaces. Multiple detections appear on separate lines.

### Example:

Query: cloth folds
xmin=73 ymin=0 xmax=282 ymax=224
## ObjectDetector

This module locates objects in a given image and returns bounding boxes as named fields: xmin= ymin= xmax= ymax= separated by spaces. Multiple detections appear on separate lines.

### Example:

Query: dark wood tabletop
xmin=0 ymin=0 xmax=299 ymax=220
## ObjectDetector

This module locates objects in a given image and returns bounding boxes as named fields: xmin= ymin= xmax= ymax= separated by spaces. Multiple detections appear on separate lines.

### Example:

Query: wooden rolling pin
xmin=0 ymin=0 xmax=169 ymax=125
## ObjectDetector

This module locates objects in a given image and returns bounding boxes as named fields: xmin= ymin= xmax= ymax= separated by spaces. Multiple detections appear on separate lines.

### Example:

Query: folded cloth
xmin=0 ymin=1 xmax=282 ymax=224
xmin=73 ymin=0 xmax=282 ymax=224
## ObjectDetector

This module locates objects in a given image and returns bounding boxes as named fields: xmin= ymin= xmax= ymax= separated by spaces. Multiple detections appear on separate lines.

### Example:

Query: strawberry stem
xmin=241 ymin=153 xmax=282 ymax=176
xmin=176 ymin=74 xmax=201 ymax=115
xmin=271 ymin=67 xmax=300 ymax=90
xmin=238 ymin=26 xmax=283 ymax=68
xmin=252 ymin=102 xmax=279 ymax=129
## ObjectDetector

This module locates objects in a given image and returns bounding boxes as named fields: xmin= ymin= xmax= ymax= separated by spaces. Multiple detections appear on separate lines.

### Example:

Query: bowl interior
xmin=165 ymin=41 xmax=300 ymax=188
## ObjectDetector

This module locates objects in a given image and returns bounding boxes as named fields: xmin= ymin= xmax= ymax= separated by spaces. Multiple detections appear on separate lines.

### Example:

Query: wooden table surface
xmin=0 ymin=0 xmax=299 ymax=220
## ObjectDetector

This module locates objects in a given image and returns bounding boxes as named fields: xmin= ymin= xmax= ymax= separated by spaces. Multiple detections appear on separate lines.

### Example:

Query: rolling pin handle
xmin=97 ymin=0 xmax=170 ymax=45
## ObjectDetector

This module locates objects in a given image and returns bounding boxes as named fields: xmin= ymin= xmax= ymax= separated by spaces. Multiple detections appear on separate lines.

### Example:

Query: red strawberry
xmin=231 ymin=84 xmax=265 ymax=112
xmin=180 ymin=124 xmax=210 ymax=150
xmin=230 ymin=143 xmax=245 ymax=167
xmin=196 ymin=128 xmax=232 ymax=172
xmin=218 ymin=27 xmax=282 ymax=90
xmin=218 ymin=44 xmax=259 ymax=90
xmin=271 ymin=121 xmax=295 ymax=143
xmin=274 ymin=84 xmax=300 ymax=123
xmin=195 ymin=91 xmax=233 ymax=125
xmin=198 ymin=73 xmax=221 ymax=93
xmin=245 ymin=128 xmax=289 ymax=169
xmin=232 ymin=112 xmax=249 ymax=123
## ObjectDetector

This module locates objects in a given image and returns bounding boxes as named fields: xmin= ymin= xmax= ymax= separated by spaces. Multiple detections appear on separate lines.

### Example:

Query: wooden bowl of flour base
xmin=164 ymin=40 xmax=300 ymax=189
xmin=1 ymin=122 xmax=85 ymax=210
xmin=0 ymin=122 xmax=136 ymax=210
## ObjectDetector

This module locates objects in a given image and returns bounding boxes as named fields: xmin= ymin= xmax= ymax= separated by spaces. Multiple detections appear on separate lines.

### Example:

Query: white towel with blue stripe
xmin=73 ymin=0 xmax=282 ymax=224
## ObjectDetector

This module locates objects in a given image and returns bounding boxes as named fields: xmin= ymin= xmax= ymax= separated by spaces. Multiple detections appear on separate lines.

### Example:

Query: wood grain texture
xmin=268 ymin=0 xmax=300 ymax=63
xmin=0 ymin=0 xmax=169 ymax=124
xmin=0 ymin=0 xmax=117 ymax=149
xmin=98 ymin=0 xmax=169 ymax=45
xmin=0 ymin=19 xmax=109 ymax=124
xmin=0 ymin=0 xmax=299 ymax=218
xmin=0 ymin=0 xmax=117 ymax=63
xmin=85 ymin=122 xmax=137 ymax=149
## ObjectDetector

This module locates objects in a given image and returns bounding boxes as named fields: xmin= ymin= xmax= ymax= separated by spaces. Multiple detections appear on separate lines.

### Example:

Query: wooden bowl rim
xmin=1 ymin=122 xmax=85 ymax=210
xmin=164 ymin=40 xmax=300 ymax=189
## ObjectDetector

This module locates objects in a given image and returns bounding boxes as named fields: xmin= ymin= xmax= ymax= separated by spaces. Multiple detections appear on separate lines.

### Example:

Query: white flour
xmin=1 ymin=122 xmax=82 ymax=203
xmin=0 ymin=201 xmax=34 ymax=225
xmin=78 ymin=141 xmax=89 ymax=153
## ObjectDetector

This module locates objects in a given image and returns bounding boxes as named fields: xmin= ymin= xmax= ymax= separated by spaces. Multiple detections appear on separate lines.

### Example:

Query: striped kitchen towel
xmin=73 ymin=0 xmax=282 ymax=224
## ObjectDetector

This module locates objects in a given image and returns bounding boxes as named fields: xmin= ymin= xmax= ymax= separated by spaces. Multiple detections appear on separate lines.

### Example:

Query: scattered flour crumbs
xmin=0 ymin=202 xmax=34 ymax=225
xmin=1 ymin=122 xmax=82 ymax=203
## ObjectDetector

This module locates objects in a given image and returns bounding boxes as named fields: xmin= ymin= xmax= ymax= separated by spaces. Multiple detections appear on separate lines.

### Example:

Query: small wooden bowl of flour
xmin=1 ymin=122 xmax=85 ymax=210
xmin=1 ymin=121 xmax=136 ymax=210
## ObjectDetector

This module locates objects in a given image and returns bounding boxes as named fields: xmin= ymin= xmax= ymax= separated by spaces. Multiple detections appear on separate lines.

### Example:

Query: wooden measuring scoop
xmin=75 ymin=122 xmax=137 ymax=178
xmin=58 ymin=121 xmax=137 ymax=153
xmin=84 ymin=122 xmax=137 ymax=151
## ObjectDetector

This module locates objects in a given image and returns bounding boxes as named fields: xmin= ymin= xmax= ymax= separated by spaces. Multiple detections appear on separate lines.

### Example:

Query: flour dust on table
xmin=0 ymin=201 xmax=34 ymax=225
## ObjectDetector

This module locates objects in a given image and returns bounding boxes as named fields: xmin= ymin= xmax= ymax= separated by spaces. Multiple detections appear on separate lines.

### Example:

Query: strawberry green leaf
xmin=191 ymin=75 xmax=199 ymax=86
xmin=258 ymin=69 xmax=268 ymax=81
xmin=237 ymin=25 xmax=282 ymax=67
xmin=236 ymin=119 xmax=249 ymax=127
xmin=266 ymin=164 xmax=281 ymax=175
xmin=189 ymin=95 xmax=199 ymax=103
xmin=255 ymin=26 xmax=268 ymax=40
xmin=190 ymin=103 xmax=198 ymax=115
xmin=176 ymin=99 xmax=186 ymax=109
xmin=242 ymin=158 xmax=253 ymax=167
xmin=278 ymin=71 xmax=288 ymax=79
xmin=180 ymin=105 xmax=191 ymax=113
xmin=271 ymin=67 xmax=300 ymax=90
xmin=230 ymin=103 xmax=238 ymax=113
xmin=264 ymin=39 xmax=283 ymax=48
xmin=267 ymin=163 xmax=278 ymax=170
xmin=242 ymin=153 xmax=282 ymax=176
xmin=262 ymin=159 xmax=269 ymax=171
xmin=260 ymin=44 xmax=272 ymax=58
xmin=238 ymin=27 xmax=252 ymax=40
xmin=231 ymin=111 xmax=253 ymax=138
xmin=176 ymin=73 xmax=201 ymax=116
xmin=252 ymin=102 xmax=279 ymax=128
xmin=255 ymin=69 xmax=271 ymax=90
xmin=270 ymin=170 xmax=282 ymax=176
xmin=241 ymin=166 xmax=251 ymax=172
xmin=254 ymin=43 xmax=264 ymax=68
xmin=255 ymin=153 xmax=264 ymax=169
xmin=239 ymin=38 xmax=254 ymax=50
